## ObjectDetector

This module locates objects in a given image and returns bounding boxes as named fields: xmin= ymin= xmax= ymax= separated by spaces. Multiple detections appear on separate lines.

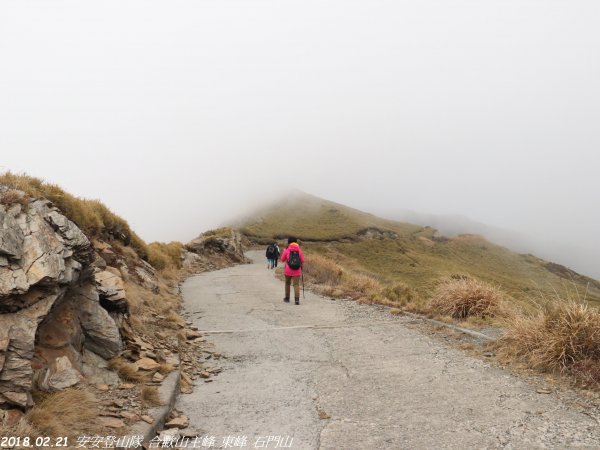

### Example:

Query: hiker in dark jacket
xmin=273 ymin=244 xmax=280 ymax=267
xmin=280 ymin=237 xmax=305 ymax=305
xmin=265 ymin=243 xmax=277 ymax=269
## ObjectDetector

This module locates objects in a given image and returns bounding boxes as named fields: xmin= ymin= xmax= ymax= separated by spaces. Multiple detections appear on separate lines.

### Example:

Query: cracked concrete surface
xmin=178 ymin=250 xmax=600 ymax=449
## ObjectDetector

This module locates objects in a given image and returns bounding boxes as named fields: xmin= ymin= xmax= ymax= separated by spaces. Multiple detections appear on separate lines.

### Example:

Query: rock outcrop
xmin=0 ymin=186 xmax=245 ymax=413
xmin=133 ymin=260 xmax=160 ymax=294
xmin=0 ymin=192 xmax=94 ymax=407
xmin=184 ymin=228 xmax=248 ymax=272
xmin=357 ymin=227 xmax=399 ymax=240
xmin=0 ymin=187 xmax=156 ymax=409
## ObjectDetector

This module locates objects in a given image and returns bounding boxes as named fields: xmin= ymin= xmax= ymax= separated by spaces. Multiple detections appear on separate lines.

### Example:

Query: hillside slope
xmin=237 ymin=192 xmax=600 ymax=306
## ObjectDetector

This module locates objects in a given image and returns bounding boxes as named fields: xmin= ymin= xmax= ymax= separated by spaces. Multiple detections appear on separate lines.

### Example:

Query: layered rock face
xmin=184 ymin=228 xmax=248 ymax=272
xmin=0 ymin=188 xmax=155 ymax=409
xmin=0 ymin=188 xmax=247 ymax=411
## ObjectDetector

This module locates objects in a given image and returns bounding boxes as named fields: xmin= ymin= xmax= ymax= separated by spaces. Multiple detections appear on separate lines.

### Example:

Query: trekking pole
xmin=302 ymin=271 xmax=305 ymax=299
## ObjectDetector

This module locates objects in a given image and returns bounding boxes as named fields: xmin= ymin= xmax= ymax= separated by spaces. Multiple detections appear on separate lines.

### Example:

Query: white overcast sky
xmin=1 ymin=1 xmax=599 ymax=276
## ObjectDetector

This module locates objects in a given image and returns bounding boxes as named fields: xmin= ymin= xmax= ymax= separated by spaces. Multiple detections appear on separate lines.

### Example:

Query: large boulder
xmin=76 ymin=283 xmax=122 ymax=360
xmin=37 ymin=355 xmax=83 ymax=392
xmin=81 ymin=348 xmax=119 ymax=386
xmin=181 ymin=249 xmax=203 ymax=271
xmin=0 ymin=199 xmax=91 ymax=310
xmin=30 ymin=282 xmax=122 ymax=393
xmin=94 ymin=267 xmax=128 ymax=312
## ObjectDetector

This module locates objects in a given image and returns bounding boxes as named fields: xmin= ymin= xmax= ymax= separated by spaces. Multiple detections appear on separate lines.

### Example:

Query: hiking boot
xmin=283 ymin=297 xmax=290 ymax=303
xmin=295 ymin=298 xmax=300 ymax=305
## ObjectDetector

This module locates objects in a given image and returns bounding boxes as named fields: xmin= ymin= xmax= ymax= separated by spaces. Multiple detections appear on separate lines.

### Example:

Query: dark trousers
xmin=285 ymin=275 xmax=300 ymax=299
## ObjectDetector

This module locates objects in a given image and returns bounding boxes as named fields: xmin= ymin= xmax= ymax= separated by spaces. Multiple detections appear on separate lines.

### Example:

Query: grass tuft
xmin=571 ymin=358 xmax=600 ymax=385
xmin=158 ymin=363 xmax=175 ymax=375
xmin=0 ymin=189 xmax=29 ymax=207
xmin=304 ymin=254 xmax=344 ymax=286
xmin=25 ymin=388 xmax=99 ymax=438
xmin=147 ymin=241 xmax=184 ymax=271
xmin=498 ymin=300 xmax=600 ymax=379
xmin=304 ymin=254 xmax=381 ymax=302
xmin=304 ymin=253 xmax=425 ymax=310
xmin=429 ymin=277 xmax=510 ymax=320
xmin=141 ymin=386 xmax=163 ymax=407
xmin=108 ymin=357 xmax=147 ymax=383
xmin=381 ymin=282 xmax=418 ymax=307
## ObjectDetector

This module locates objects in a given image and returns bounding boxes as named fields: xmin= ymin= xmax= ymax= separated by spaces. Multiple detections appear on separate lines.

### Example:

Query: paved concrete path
xmin=178 ymin=251 xmax=600 ymax=449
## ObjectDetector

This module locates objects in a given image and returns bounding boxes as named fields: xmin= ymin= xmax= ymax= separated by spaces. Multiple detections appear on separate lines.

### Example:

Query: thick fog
xmin=1 ymin=1 xmax=599 ymax=277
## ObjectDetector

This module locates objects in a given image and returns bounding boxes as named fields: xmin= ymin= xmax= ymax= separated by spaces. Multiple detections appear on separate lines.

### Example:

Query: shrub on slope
xmin=498 ymin=300 xmax=600 ymax=383
xmin=429 ymin=277 xmax=510 ymax=319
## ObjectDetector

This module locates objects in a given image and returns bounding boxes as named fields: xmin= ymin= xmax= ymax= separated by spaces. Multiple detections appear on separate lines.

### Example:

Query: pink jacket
xmin=280 ymin=243 xmax=305 ymax=277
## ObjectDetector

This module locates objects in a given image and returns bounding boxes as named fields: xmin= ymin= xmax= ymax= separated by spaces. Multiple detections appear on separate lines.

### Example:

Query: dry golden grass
xmin=570 ymin=358 xmax=600 ymax=385
xmin=381 ymin=282 xmax=418 ymax=307
xmin=158 ymin=266 xmax=182 ymax=282
xmin=147 ymin=241 xmax=184 ymax=271
xmin=345 ymin=273 xmax=381 ymax=299
xmin=126 ymin=278 xmax=163 ymax=315
xmin=0 ymin=189 xmax=29 ymax=207
xmin=111 ymin=240 xmax=140 ymax=264
xmin=123 ymin=280 xmax=147 ymax=316
xmin=498 ymin=300 xmax=600 ymax=380
xmin=0 ymin=416 xmax=38 ymax=442
xmin=303 ymin=253 xmax=425 ymax=310
xmin=108 ymin=357 xmax=147 ymax=383
xmin=158 ymin=363 xmax=175 ymax=375
xmin=125 ymin=279 xmax=181 ymax=333
xmin=201 ymin=227 xmax=234 ymax=238
xmin=304 ymin=254 xmax=381 ymax=302
xmin=141 ymin=386 xmax=163 ymax=407
xmin=127 ymin=315 xmax=148 ymax=336
xmin=428 ymin=277 xmax=510 ymax=320
xmin=25 ymin=388 xmax=100 ymax=438
xmin=304 ymin=254 xmax=344 ymax=285
xmin=165 ymin=310 xmax=184 ymax=328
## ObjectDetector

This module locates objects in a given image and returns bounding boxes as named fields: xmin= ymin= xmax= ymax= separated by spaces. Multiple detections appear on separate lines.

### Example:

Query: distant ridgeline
xmin=237 ymin=192 xmax=600 ymax=307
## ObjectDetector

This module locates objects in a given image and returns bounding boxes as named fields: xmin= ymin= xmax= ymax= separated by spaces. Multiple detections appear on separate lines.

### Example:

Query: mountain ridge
xmin=376 ymin=208 xmax=600 ymax=280
xmin=236 ymin=191 xmax=600 ymax=305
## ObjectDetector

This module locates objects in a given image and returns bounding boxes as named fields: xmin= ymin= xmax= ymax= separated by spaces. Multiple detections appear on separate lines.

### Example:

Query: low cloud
xmin=1 ymin=1 xmax=598 ymax=277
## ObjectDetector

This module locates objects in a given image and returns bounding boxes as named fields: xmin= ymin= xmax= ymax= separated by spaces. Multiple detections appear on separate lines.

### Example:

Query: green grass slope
xmin=239 ymin=192 xmax=422 ymax=241
xmin=237 ymin=192 xmax=600 ymax=306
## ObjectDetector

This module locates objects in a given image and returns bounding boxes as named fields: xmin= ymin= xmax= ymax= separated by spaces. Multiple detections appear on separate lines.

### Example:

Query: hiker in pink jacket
xmin=280 ymin=236 xmax=305 ymax=305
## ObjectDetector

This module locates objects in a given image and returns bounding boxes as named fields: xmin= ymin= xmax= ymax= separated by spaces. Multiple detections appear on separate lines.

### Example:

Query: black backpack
xmin=266 ymin=245 xmax=275 ymax=258
xmin=288 ymin=249 xmax=301 ymax=270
